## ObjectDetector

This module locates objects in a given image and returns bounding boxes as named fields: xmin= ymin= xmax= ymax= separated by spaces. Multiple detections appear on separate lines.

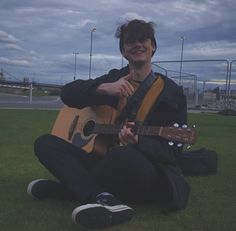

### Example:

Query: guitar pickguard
xmin=71 ymin=133 xmax=92 ymax=148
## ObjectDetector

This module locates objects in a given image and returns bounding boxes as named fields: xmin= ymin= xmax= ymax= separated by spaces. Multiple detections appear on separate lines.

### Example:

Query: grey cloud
xmin=0 ymin=30 xmax=20 ymax=43
xmin=0 ymin=57 xmax=30 ymax=66
xmin=0 ymin=0 xmax=235 ymax=83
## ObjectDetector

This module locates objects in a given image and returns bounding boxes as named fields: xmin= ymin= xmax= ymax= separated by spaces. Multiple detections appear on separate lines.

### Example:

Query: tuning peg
xmin=173 ymin=123 xmax=179 ymax=128
xmin=186 ymin=145 xmax=191 ymax=150
xmin=177 ymin=143 xmax=183 ymax=147
xmin=168 ymin=141 xmax=174 ymax=146
xmin=182 ymin=124 xmax=187 ymax=128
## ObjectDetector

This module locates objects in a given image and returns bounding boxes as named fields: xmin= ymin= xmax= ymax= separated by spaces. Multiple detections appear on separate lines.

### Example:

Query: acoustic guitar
xmin=52 ymin=105 xmax=197 ymax=155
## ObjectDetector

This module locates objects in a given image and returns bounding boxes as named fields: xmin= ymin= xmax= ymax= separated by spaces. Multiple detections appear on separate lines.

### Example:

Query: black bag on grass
xmin=176 ymin=148 xmax=218 ymax=176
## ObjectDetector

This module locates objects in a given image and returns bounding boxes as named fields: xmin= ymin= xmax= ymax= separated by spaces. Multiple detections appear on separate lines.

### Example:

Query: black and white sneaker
xmin=27 ymin=179 xmax=71 ymax=200
xmin=72 ymin=193 xmax=133 ymax=229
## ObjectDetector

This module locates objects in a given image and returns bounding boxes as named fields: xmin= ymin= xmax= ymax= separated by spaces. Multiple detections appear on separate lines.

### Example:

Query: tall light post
xmin=73 ymin=52 xmax=79 ymax=80
xmin=179 ymin=36 xmax=185 ymax=85
xmin=89 ymin=27 xmax=96 ymax=79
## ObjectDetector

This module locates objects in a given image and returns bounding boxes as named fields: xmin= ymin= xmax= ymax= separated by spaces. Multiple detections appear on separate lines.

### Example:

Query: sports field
xmin=0 ymin=109 xmax=235 ymax=231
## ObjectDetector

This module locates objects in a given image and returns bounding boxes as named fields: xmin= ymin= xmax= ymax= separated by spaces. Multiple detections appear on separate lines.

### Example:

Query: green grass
xmin=0 ymin=109 xmax=235 ymax=231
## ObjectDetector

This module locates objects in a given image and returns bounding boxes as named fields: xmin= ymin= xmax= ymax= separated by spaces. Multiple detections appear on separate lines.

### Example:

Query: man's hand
xmin=118 ymin=122 xmax=138 ymax=145
xmin=96 ymin=72 xmax=134 ymax=98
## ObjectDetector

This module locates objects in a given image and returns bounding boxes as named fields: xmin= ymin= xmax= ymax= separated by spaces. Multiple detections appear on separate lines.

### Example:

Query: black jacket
xmin=61 ymin=66 xmax=190 ymax=211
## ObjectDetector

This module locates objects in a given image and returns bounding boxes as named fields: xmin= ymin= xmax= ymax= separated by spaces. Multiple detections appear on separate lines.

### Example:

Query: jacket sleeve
xmin=60 ymin=69 xmax=122 ymax=109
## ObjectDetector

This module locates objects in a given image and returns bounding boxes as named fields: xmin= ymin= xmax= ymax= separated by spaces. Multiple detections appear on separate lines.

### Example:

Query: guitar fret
xmin=94 ymin=124 xmax=121 ymax=134
xmin=139 ymin=126 xmax=160 ymax=136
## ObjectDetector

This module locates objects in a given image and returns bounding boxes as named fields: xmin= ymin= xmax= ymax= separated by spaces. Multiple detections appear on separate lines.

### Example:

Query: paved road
xmin=0 ymin=92 xmax=220 ymax=114
xmin=0 ymin=93 xmax=63 ymax=109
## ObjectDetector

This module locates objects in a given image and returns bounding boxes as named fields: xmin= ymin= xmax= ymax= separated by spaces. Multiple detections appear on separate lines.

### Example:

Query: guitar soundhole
xmin=83 ymin=120 xmax=95 ymax=137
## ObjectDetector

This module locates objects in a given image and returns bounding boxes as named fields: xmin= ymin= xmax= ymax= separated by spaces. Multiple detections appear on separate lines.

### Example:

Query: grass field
xmin=0 ymin=109 xmax=235 ymax=231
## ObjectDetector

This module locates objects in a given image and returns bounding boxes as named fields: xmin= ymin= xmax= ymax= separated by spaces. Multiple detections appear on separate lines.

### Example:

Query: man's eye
xmin=125 ymin=39 xmax=135 ymax=44
xmin=125 ymin=38 xmax=148 ymax=44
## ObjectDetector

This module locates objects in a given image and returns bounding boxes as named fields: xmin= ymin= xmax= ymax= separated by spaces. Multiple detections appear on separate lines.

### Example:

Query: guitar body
xmin=51 ymin=105 xmax=117 ymax=154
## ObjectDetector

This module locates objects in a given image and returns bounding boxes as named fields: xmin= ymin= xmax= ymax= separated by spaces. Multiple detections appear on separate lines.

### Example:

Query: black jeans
xmin=34 ymin=134 xmax=162 ymax=204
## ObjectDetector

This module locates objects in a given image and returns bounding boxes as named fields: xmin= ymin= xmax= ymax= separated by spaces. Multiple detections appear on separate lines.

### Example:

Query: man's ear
xmin=152 ymin=42 xmax=156 ymax=51
xmin=121 ymin=49 xmax=128 ymax=60
xmin=152 ymin=42 xmax=157 ymax=55
xmin=121 ymin=47 xmax=125 ymax=56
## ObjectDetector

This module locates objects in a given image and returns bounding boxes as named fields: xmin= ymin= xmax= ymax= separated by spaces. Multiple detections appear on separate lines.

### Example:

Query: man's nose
xmin=132 ymin=40 xmax=143 ymax=47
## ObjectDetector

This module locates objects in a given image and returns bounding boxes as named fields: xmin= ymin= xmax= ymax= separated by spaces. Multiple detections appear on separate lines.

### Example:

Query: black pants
xmin=34 ymin=134 xmax=164 ymax=204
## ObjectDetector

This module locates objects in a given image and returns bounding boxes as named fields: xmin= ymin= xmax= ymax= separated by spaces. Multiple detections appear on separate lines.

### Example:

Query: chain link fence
xmin=152 ymin=59 xmax=236 ymax=111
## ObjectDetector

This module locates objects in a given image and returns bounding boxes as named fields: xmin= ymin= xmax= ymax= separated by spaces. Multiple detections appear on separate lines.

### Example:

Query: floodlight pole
xmin=89 ymin=28 xmax=96 ymax=79
xmin=179 ymin=36 xmax=185 ymax=85
xmin=73 ymin=52 xmax=79 ymax=80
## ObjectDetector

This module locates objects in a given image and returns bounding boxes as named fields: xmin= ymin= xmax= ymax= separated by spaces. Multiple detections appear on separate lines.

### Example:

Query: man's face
xmin=122 ymin=38 xmax=155 ymax=66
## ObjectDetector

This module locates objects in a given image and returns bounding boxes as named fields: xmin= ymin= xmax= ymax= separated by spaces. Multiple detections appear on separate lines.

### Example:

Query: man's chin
xmin=131 ymin=59 xmax=146 ymax=67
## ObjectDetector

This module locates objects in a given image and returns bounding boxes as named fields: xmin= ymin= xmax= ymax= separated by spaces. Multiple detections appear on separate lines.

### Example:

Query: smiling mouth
xmin=131 ymin=49 xmax=145 ymax=55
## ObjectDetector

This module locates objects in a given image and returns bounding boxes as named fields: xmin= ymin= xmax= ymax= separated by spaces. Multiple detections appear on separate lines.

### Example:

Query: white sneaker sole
xmin=72 ymin=203 xmax=133 ymax=229
xmin=27 ymin=179 xmax=47 ymax=199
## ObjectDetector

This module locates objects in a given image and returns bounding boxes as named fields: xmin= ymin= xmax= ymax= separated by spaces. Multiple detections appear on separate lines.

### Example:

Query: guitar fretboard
xmin=93 ymin=124 xmax=162 ymax=136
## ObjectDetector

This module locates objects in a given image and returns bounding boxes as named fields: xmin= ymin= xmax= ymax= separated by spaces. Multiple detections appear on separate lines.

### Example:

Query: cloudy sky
xmin=0 ymin=0 xmax=235 ymax=86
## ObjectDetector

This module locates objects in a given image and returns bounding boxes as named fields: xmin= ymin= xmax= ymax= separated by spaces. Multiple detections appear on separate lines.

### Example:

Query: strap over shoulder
xmin=116 ymin=71 xmax=158 ymax=123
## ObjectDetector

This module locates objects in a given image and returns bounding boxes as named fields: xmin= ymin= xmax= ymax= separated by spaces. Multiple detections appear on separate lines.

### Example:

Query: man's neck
xmin=129 ymin=63 xmax=152 ymax=82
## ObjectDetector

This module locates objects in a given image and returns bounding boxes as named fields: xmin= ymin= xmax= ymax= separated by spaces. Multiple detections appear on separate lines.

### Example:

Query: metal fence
xmin=152 ymin=59 xmax=236 ymax=111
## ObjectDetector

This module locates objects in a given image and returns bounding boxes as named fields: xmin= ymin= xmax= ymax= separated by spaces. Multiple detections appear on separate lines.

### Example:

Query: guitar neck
xmin=93 ymin=124 xmax=162 ymax=136
xmin=93 ymin=123 xmax=196 ymax=144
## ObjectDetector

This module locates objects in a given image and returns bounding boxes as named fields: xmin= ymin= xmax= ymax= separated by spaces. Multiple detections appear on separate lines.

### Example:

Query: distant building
xmin=229 ymin=89 xmax=236 ymax=98
xmin=0 ymin=71 xmax=5 ymax=80
xmin=203 ymin=91 xmax=217 ymax=100
xmin=183 ymin=87 xmax=190 ymax=95
xmin=23 ymin=77 xmax=30 ymax=83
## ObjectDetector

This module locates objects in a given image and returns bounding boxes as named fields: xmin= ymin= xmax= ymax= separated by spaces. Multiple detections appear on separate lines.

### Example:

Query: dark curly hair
xmin=115 ymin=19 xmax=157 ymax=56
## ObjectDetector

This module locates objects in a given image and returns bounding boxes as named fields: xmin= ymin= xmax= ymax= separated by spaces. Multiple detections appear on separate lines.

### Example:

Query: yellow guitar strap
xmin=116 ymin=75 xmax=164 ymax=122
xmin=135 ymin=75 xmax=164 ymax=121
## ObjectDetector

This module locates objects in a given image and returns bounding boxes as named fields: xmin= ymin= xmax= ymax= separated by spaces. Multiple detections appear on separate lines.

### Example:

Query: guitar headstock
xmin=161 ymin=123 xmax=197 ymax=146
